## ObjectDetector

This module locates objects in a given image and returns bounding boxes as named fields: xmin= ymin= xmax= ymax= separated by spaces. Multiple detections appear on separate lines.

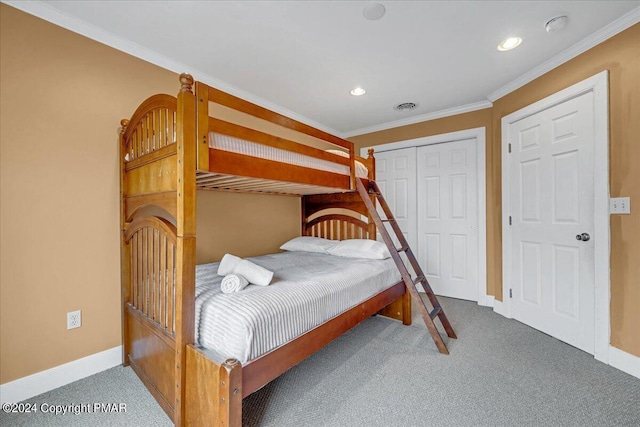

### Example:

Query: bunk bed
xmin=119 ymin=74 xmax=452 ymax=426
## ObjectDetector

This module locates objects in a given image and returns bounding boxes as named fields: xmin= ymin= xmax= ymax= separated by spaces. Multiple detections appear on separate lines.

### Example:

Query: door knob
xmin=576 ymin=233 xmax=591 ymax=241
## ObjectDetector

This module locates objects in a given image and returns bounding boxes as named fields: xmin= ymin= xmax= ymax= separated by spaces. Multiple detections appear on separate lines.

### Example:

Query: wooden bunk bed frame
xmin=119 ymin=74 xmax=416 ymax=426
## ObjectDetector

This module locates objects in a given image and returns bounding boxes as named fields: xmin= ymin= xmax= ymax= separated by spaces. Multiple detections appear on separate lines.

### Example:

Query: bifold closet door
xmin=417 ymin=140 xmax=478 ymax=301
xmin=374 ymin=147 xmax=417 ymax=271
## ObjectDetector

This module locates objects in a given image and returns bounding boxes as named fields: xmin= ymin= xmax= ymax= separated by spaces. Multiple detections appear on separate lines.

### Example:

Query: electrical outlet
xmin=67 ymin=310 xmax=81 ymax=330
xmin=610 ymin=197 xmax=631 ymax=214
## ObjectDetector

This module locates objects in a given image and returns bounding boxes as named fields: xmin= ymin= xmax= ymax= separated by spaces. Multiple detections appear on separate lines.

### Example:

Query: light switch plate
xmin=610 ymin=197 xmax=631 ymax=214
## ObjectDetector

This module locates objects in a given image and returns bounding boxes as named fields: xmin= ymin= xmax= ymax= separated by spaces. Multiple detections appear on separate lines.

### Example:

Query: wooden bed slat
xmin=195 ymin=172 xmax=350 ymax=196
xmin=132 ymin=233 xmax=138 ymax=309
xmin=125 ymin=217 xmax=178 ymax=335
xmin=160 ymin=234 xmax=166 ymax=329
xmin=305 ymin=214 xmax=370 ymax=240
xmin=167 ymin=239 xmax=175 ymax=334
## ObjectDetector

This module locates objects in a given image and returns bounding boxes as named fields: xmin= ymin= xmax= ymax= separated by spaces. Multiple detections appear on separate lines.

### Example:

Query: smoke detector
xmin=394 ymin=102 xmax=419 ymax=112
xmin=363 ymin=3 xmax=386 ymax=21
xmin=545 ymin=16 xmax=568 ymax=33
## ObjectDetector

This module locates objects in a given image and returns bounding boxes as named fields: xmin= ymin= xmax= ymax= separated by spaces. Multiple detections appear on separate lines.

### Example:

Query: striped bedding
xmin=209 ymin=132 xmax=369 ymax=178
xmin=195 ymin=251 xmax=400 ymax=364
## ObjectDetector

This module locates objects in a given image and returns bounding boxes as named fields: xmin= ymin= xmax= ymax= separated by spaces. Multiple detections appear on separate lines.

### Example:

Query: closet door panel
xmin=417 ymin=140 xmax=478 ymax=300
xmin=374 ymin=148 xmax=417 ymax=273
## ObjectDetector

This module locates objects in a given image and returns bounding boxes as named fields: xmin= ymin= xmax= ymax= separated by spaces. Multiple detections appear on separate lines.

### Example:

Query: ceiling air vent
xmin=393 ymin=102 xmax=418 ymax=112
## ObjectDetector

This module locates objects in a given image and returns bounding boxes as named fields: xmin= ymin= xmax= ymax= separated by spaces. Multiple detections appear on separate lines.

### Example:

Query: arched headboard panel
xmin=303 ymin=191 xmax=370 ymax=218
xmin=302 ymin=192 xmax=376 ymax=240
xmin=121 ymin=94 xmax=178 ymax=164
xmin=305 ymin=214 xmax=371 ymax=240
xmin=124 ymin=215 xmax=178 ymax=334
xmin=125 ymin=196 xmax=177 ymax=224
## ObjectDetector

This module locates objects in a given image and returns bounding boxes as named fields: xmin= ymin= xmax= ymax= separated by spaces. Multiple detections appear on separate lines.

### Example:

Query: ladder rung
xmin=355 ymin=178 xmax=456 ymax=351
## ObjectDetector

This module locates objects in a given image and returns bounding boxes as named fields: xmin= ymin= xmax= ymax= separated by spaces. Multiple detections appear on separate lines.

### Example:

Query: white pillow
xmin=327 ymin=239 xmax=391 ymax=260
xmin=326 ymin=149 xmax=369 ymax=178
xmin=326 ymin=149 xmax=349 ymax=158
xmin=279 ymin=236 xmax=337 ymax=254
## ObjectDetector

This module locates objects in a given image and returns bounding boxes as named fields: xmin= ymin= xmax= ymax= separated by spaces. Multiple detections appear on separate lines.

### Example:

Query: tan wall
xmin=0 ymin=5 xmax=299 ymax=384
xmin=351 ymin=24 xmax=640 ymax=357
xmin=196 ymin=191 xmax=299 ymax=264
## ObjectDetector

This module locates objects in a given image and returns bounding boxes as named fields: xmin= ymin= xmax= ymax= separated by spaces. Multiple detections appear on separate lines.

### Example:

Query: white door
xmin=374 ymin=148 xmax=417 ymax=266
xmin=507 ymin=92 xmax=595 ymax=354
xmin=416 ymin=140 xmax=479 ymax=300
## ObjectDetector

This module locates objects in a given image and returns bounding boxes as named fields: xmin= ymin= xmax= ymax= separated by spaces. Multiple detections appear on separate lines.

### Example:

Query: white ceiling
xmin=9 ymin=1 xmax=640 ymax=136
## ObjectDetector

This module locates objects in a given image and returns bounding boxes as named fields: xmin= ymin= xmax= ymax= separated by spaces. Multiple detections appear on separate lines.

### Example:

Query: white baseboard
xmin=0 ymin=346 xmax=122 ymax=404
xmin=493 ymin=299 xmax=508 ymax=317
xmin=480 ymin=295 xmax=495 ymax=308
xmin=608 ymin=345 xmax=640 ymax=379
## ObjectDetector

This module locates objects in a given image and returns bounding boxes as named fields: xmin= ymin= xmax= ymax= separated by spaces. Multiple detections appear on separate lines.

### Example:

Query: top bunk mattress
xmin=209 ymin=132 xmax=369 ymax=178
xmin=195 ymin=251 xmax=399 ymax=364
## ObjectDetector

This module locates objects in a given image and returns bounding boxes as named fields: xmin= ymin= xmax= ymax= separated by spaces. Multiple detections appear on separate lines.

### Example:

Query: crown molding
xmin=4 ymin=1 xmax=638 ymax=139
xmin=488 ymin=6 xmax=640 ymax=102
xmin=2 ymin=0 xmax=345 ymax=138
xmin=343 ymin=101 xmax=493 ymax=138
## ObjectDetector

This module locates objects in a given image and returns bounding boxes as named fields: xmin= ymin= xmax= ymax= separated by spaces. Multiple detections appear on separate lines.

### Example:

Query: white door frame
xmin=500 ymin=71 xmax=610 ymax=363
xmin=361 ymin=127 xmax=488 ymax=306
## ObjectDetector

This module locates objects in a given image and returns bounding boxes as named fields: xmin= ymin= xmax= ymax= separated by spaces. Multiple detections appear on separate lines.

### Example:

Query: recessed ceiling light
xmin=350 ymin=87 xmax=366 ymax=96
xmin=363 ymin=3 xmax=386 ymax=21
xmin=497 ymin=37 xmax=522 ymax=51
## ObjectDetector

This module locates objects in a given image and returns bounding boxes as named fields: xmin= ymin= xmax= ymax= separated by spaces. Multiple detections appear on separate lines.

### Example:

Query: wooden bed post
xmin=195 ymin=82 xmax=210 ymax=172
xmin=367 ymin=148 xmax=376 ymax=181
xmin=175 ymin=73 xmax=197 ymax=427
xmin=366 ymin=148 xmax=377 ymax=241
xmin=119 ymin=119 xmax=131 ymax=367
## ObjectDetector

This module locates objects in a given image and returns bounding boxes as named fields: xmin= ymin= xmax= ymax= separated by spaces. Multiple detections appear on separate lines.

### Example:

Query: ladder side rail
xmin=355 ymin=179 xmax=451 ymax=354
xmin=368 ymin=181 xmax=457 ymax=338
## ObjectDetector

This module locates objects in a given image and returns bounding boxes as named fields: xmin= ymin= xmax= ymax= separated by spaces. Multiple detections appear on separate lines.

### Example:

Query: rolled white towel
xmin=218 ymin=253 xmax=241 ymax=276
xmin=221 ymin=273 xmax=249 ymax=293
xmin=234 ymin=259 xmax=274 ymax=287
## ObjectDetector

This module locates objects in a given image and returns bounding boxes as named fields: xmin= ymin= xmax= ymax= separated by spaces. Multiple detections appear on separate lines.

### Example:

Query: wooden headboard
xmin=305 ymin=214 xmax=370 ymax=240
xmin=302 ymin=191 xmax=376 ymax=240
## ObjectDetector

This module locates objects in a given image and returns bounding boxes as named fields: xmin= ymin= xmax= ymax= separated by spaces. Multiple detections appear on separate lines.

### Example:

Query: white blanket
xmin=195 ymin=251 xmax=400 ymax=364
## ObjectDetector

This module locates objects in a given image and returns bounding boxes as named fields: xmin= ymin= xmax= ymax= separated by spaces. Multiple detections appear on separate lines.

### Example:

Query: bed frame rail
xmin=195 ymin=78 xmax=359 ymax=190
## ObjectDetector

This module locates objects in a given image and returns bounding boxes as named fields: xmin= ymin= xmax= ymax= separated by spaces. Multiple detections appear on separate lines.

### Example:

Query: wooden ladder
xmin=355 ymin=178 xmax=457 ymax=354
